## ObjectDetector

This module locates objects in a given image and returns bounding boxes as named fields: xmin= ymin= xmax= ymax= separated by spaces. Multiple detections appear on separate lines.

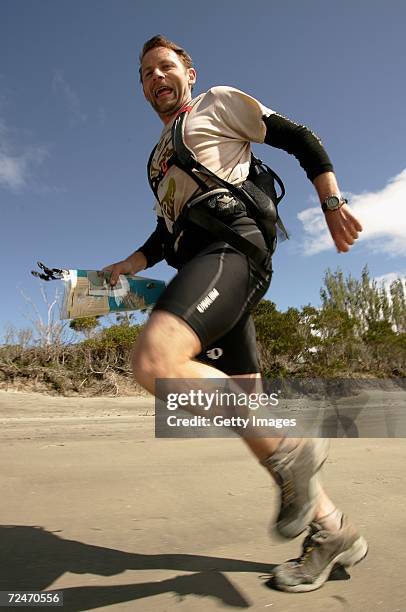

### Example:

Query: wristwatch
xmin=321 ymin=194 xmax=348 ymax=212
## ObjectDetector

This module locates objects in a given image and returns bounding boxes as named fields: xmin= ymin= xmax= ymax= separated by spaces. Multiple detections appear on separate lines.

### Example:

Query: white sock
xmin=318 ymin=508 xmax=343 ymax=532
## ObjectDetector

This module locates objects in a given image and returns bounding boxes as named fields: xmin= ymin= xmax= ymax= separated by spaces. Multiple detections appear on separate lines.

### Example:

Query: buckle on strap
xmin=185 ymin=189 xmax=246 ymax=219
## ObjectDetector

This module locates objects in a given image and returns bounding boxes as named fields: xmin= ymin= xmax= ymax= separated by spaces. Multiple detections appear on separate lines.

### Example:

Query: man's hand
xmin=103 ymin=251 xmax=147 ymax=286
xmin=312 ymin=172 xmax=363 ymax=252
xmin=324 ymin=203 xmax=363 ymax=253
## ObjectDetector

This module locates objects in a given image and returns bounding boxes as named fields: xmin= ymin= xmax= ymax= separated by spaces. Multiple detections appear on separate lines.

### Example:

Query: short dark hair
xmin=139 ymin=35 xmax=194 ymax=82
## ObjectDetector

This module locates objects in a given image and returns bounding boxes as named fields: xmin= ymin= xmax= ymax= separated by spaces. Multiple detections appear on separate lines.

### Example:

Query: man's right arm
xmin=104 ymin=216 xmax=167 ymax=286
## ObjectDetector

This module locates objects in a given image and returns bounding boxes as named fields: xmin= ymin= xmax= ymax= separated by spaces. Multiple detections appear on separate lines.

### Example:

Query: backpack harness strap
xmin=147 ymin=105 xmax=284 ymax=271
xmin=171 ymin=109 xmax=274 ymax=270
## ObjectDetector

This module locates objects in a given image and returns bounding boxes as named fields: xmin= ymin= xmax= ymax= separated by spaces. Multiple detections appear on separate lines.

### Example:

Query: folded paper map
xmin=60 ymin=269 xmax=166 ymax=319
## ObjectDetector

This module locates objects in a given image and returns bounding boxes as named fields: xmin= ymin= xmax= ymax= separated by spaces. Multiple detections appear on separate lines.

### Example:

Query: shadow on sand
xmin=1 ymin=525 xmax=275 ymax=609
xmin=1 ymin=525 xmax=352 ymax=610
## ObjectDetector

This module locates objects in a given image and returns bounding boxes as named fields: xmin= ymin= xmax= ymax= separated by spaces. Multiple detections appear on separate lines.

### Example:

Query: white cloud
xmin=298 ymin=169 xmax=406 ymax=257
xmin=374 ymin=271 xmax=405 ymax=287
xmin=0 ymin=121 xmax=48 ymax=191
xmin=0 ymin=153 xmax=26 ymax=189
xmin=372 ymin=272 xmax=406 ymax=311
xmin=374 ymin=272 xmax=406 ymax=303
xmin=52 ymin=71 xmax=87 ymax=125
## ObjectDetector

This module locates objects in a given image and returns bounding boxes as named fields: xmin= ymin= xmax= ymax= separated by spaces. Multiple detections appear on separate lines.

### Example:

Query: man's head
xmin=139 ymin=35 xmax=196 ymax=124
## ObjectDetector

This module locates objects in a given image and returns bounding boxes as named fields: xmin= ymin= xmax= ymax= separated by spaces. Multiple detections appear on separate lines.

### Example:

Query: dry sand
xmin=0 ymin=389 xmax=405 ymax=611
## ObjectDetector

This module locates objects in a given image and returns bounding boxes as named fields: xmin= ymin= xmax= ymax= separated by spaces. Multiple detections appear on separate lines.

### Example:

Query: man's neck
xmin=160 ymin=97 xmax=193 ymax=125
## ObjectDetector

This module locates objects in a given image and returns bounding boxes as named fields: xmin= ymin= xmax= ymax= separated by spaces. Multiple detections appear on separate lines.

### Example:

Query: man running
xmin=104 ymin=35 xmax=367 ymax=592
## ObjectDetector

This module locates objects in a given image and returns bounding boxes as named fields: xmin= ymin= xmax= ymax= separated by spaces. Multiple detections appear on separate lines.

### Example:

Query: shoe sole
xmin=276 ymin=536 xmax=369 ymax=593
xmin=275 ymin=438 xmax=329 ymax=539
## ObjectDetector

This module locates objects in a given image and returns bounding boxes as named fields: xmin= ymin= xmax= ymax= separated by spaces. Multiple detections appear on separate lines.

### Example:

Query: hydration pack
xmin=147 ymin=106 xmax=288 ymax=270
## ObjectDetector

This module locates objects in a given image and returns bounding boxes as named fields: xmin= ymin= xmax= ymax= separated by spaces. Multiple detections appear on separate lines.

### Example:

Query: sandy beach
xmin=0 ymin=389 xmax=405 ymax=611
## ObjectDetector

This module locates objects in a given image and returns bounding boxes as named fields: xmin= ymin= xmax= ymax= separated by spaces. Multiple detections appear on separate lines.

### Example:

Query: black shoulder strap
xmin=147 ymin=144 xmax=159 ymax=199
xmin=171 ymin=109 xmax=197 ymax=168
xmin=147 ymin=110 xmax=211 ymax=199
xmin=249 ymin=155 xmax=285 ymax=204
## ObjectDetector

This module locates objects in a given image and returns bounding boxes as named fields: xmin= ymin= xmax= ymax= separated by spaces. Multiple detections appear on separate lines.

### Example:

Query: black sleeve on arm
xmin=137 ymin=216 xmax=167 ymax=269
xmin=263 ymin=113 xmax=334 ymax=181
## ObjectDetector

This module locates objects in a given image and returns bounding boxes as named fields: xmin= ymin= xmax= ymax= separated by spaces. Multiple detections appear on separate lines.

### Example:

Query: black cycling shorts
xmin=152 ymin=213 xmax=272 ymax=375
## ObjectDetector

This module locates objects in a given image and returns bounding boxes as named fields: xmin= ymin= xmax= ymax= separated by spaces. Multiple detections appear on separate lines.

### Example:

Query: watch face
xmin=327 ymin=196 xmax=340 ymax=209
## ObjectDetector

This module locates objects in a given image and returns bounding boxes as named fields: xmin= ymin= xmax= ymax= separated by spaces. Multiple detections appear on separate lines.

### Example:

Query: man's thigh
xmin=153 ymin=243 xmax=271 ymax=370
xmin=197 ymin=312 xmax=260 ymax=375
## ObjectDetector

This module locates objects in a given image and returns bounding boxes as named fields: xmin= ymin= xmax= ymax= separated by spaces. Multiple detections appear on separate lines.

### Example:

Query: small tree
xmin=69 ymin=316 xmax=100 ymax=338
xmin=253 ymin=300 xmax=311 ymax=374
xmin=390 ymin=278 xmax=406 ymax=333
xmin=20 ymin=284 xmax=70 ymax=347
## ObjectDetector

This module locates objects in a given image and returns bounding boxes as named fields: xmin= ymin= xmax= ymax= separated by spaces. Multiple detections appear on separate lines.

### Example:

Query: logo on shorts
xmin=206 ymin=347 xmax=223 ymax=360
xmin=196 ymin=288 xmax=220 ymax=313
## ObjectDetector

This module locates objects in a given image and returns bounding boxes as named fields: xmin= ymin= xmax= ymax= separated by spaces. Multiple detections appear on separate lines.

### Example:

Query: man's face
xmin=141 ymin=47 xmax=196 ymax=123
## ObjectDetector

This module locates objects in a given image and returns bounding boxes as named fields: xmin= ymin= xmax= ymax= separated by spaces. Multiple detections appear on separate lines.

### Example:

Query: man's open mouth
xmin=155 ymin=86 xmax=173 ymax=99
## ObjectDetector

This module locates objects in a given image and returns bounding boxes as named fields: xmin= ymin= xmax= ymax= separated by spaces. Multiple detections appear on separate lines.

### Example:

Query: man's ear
xmin=188 ymin=67 xmax=197 ymax=88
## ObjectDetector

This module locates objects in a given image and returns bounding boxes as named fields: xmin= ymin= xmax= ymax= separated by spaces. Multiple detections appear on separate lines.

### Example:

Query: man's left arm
xmin=312 ymin=171 xmax=363 ymax=253
xmin=263 ymin=114 xmax=363 ymax=252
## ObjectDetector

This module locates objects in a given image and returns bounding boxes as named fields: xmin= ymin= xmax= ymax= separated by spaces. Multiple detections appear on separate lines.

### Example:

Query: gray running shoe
xmin=263 ymin=438 xmax=329 ymax=539
xmin=270 ymin=514 xmax=368 ymax=592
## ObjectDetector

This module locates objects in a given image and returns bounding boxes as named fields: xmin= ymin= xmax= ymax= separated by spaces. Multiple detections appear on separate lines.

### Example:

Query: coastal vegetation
xmin=1 ymin=267 xmax=404 ymax=395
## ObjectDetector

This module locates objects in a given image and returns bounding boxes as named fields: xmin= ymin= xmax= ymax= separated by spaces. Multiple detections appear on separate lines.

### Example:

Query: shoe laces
xmin=296 ymin=523 xmax=329 ymax=566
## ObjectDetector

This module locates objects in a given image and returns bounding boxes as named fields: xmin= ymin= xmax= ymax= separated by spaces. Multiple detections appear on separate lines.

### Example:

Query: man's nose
xmin=152 ymin=67 xmax=165 ymax=80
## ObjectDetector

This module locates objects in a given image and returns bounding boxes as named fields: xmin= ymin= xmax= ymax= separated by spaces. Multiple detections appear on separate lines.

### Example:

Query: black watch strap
xmin=321 ymin=196 xmax=348 ymax=212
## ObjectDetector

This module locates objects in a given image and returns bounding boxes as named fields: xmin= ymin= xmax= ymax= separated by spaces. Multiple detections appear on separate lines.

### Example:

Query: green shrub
xmin=83 ymin=324 xmax=142 ymax=350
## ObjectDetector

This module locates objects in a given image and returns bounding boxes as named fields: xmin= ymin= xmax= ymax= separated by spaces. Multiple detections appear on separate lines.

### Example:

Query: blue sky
xmin=1 ymin=0 xmax=405 ymax=338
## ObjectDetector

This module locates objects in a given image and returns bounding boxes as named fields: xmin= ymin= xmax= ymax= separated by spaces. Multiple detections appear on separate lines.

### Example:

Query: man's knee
xmin=131 ymin=334 xmax=167 ymax=384
xmin=131 ymin=310 xmax=202 ymax=384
